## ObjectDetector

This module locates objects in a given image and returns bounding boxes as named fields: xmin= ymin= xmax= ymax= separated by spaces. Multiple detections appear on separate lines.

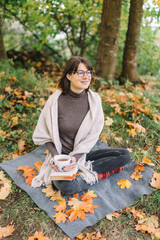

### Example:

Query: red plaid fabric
xmin=98 ymin=166 xmax=124 ymax=181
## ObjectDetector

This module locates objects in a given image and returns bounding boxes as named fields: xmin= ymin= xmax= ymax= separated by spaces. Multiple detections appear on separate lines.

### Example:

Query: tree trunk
xmin=0 ymin=19 xmax=7 ymax=61
xmin=96 ymin=0 xmax=122 ymax=83
xmin=120 ymin=0 xmax=144 ymax=83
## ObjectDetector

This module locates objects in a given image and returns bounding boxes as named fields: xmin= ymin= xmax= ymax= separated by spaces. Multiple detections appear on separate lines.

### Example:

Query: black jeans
xmin=52 ymin=142 xmax=131 ymax=194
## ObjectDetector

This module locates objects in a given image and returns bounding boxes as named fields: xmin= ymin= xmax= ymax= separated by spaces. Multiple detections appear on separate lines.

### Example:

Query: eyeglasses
xmin=74 ymin=70 xmax=94 ymax=77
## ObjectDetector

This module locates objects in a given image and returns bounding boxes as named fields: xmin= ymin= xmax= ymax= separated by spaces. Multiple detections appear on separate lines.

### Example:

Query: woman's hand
xmin=49 ymin=155 xmax=59 ymax=172
xmin=63 ymin=156 xmax=77 ymax=172
xmin=49 ymin=156 xmax=77 ymax=172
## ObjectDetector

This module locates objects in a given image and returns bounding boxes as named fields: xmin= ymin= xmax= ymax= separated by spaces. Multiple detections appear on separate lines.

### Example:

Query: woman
xmin=31 ymin=56 xmax=131 ymax=194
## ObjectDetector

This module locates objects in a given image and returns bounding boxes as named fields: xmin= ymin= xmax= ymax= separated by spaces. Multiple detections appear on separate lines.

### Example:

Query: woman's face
xmin=67 ymin=63 xmax=92 ymax=93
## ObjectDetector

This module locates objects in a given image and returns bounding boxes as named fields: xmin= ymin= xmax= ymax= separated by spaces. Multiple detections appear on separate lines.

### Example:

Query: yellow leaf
xmin=155 ymin=228 xmax=160 ymax=239
xmin=150 ymin=172 xmax=160 ymax=190
xmin=117 ymin=179 xmax=132 ymax=189
xmin=5 ymin=85 xmax=13 ymax=93
xmin=10 ymin=116 xmax=19 ymax=127
xmin=18 ymin=139 xmax=25 ymax=152
xmin=53 ymin=211 xmax=67 ymax=223
xmin=127 ymin=128 xmax=136 ymax=137
xmin=106 ymin=212 xmax=120 ymax=221
xmin=28 ymin=231 xmax=49 ymax=240
xmin=142 ymin=157 xmax=155 ymax=166
xmin=99 ymin=132 xmax=108 ymax=143
xmin=105 ymin=116 xmax=113 ymax=126
xmin=0 ymin=171 xmax=12 ymax=200
xmin=0 ymin=225 xmax=15 ymax=239
xmin=156 ymin=146 xmax=160 ymax=152
xmin=130 ymin=171 xmax=143 ymax=181
xmin=42 ymin=185 xmax=56 ymax=198
xmin=0 ymin=94 xmax=5 ymax=100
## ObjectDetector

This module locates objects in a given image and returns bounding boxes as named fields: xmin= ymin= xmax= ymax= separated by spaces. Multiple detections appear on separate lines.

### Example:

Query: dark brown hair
xmin=57 ymin=56 xmax=95 ymax=92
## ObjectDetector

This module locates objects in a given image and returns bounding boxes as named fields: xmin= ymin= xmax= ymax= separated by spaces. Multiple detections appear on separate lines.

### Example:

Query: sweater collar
xmin=67 ymin=89 xmax=86 ymax=98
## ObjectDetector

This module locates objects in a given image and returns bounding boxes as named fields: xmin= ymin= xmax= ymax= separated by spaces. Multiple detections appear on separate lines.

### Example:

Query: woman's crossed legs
xmin=52 ymin=148 xmax=131 ymax=194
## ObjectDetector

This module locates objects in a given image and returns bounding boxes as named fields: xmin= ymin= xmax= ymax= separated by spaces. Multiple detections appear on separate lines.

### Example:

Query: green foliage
xmin=0 ymin=59 xmax=39 ymax=91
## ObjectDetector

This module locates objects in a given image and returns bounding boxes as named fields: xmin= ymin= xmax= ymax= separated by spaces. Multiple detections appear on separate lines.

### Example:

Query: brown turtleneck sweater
xmin=45 ymin=89 xmax=89 ymax=160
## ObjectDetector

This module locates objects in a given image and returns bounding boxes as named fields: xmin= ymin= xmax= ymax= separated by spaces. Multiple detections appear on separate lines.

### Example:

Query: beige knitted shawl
xmin=31 ymin=89 xmax=104 ymax=187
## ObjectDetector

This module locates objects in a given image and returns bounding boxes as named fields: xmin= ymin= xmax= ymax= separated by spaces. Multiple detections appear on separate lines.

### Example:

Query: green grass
xmin=0 ymin=61 xmax=160 ymax=239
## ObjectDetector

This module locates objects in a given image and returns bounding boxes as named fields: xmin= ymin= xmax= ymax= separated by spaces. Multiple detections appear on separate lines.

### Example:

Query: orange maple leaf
xmin=17 ymin=166 xmax=37 ymax=185
xmin=34 ymin=161 xmax=43 ymax=172
xmin=80 ymin=190 xmax=97 ymax=204
xmin=17 ymin=166 xmax=37 ymax=178
xmin=28 ymin=231 xmax=49 ymax=240
xmin=73 ymin=193 xmax=79 ymax=199
xmin=25 ymin=175 xmax=36 ymax=185
xmin=156 ymin=146 xmax=160 ymax=152
xmin=130 ymin=171 xmax=143 ymax=181
xmin=150 ymin=172 xmax=160 ymax=190
xmin=133 ymin=164 xmax=145 ymax=172
xmin=54 ymin=198 xmax=66 ymax=212
xmin=82 ymin=204 xmax=98 ymax=214
xmin=68 ymin=197 xmax=85 ymax=210
xmin=68 ymin=209 xmax=87 ymax=222
xmin=53 ymin=211 xmax=67 ymax=223
xmin=76 ymin=232 xmax=84 ymax=239
xmin=117 ymin=179 xmax=132 ymax=189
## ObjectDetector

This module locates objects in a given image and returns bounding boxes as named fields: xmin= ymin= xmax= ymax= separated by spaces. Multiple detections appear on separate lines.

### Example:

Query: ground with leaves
xmin=0 ymin=60 xmax=160 ymax=239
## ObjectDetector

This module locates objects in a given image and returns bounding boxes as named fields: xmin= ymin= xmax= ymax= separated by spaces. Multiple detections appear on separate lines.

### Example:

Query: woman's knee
xmin=52 ymin=180 xmax=75 ymax=194
xmin=120 ymin=149 xmax=132 ymax=164
xmin=52 ymin=177 xmax=89 ymax=195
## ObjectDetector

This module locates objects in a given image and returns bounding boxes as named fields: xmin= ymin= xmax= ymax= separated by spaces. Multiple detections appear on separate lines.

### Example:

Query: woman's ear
xmin=66 ymin=73 xmax=71 ymax=81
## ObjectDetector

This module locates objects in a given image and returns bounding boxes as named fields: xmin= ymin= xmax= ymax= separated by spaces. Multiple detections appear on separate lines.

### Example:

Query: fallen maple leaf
xmin=131 ymin=207 xmax=146 ymax=221
xmin=156 ymin=146 xmax=160 ymax=152
xmin=17 ymin=166 xmax=37 ymax=185
xmin=150 ymin=171 xmax=160 ymax=190
xmin=0 ymin=225 xmax=15 ymax=239
xmin=142 ymin=157 xmax=155 ymax=166
xmin=18 ymin=139 xmax=25 ymax=153
xmin=10 ymin=116 xmax=19 ymax=127
xmin=42 ymin=185 xmax=58 ymax=198
xmin=155 ymin=228 xmax=160 ymax=239
xmin=117 ymin=179 xmax=132 ymax=189
xmin=67 ymin=208 xmax=86 ymax=222
xmin=105 ymin=116 xmax=113 ymax=126
xmin=130 ymin=171 xmax=143 ymax=181
xmin=5 ymin=85 xmax=13 ymax=93
xmin=53 ymin=211 xmax=67 ymax=223
xmin=28 ymin=231 xmax=49 ymax=240
xmin=0 ymin=171 xmax=12 ymax=200
xmin=133 ymin=164 xmax=145 ymax=172
xmin=54 ymin=198 xmax=66 ymax=212
xmin=34 ymin=161 xmax=43 ymax=172
xmin=80 ymin=190 xmax=97 ymax=203
xmin=127 ymin=128 xmax=136 ymax=137
xmin=138 ymin=216 xmax=159 ymax=228
xmin=106 ymin=212 xmax=120 ymax=221
xmin=76 ymin=232 xmax=84 ymax=239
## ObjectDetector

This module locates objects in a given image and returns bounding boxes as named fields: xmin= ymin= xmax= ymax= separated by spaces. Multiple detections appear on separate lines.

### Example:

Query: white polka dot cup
xmin=53 ymin=154 xmax=72 ymax=172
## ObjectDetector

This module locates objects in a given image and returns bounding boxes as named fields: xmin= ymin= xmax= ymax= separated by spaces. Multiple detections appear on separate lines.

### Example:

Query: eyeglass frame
xmin=69 ymin=70 xmax=95 ymax=78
